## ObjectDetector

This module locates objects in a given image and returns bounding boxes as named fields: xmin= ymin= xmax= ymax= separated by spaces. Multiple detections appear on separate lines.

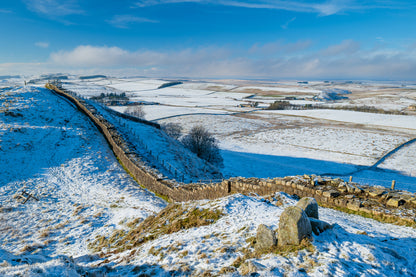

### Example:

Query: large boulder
xmin=309 ymin=218 xmax=333 ymax=235
xmin=255 ymin=224 xmax=277 ymax=251
xmin=278 ymin=206 xmax=312 ymax=246
xmin=296 ymin=197 xmax=319 ymax=219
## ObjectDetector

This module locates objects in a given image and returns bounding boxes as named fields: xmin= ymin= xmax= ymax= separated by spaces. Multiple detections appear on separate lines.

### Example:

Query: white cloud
xmin=107 ymin=15 xmax=158 ymax=28
xmin=321 ymin=40 xmax=360 ymax=56
xmin=35 ymin=42 xmax=50 ymax=48
xmin=3 ymin=40 xmax=416 ymax=80
xmin=49 ymin=45 xmax=231 ymax=68
xmin=24 ymin=0 xmax=83 ymax=17
xmin=281 ymin=17 xmax=296 ymax=29
xmin=44 ymin=42 xmax=416 ymax=80
xmin=134 ymin=0 xmax=398 ymax=16
xmin=249 ymin=40 xmax=312 ymax=56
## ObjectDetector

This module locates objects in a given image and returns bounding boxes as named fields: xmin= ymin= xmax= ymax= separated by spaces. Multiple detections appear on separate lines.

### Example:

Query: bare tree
xmin=125 ymin=105 xmax=145 ymax=119
xmin=181 ymin=125 xmax=223 ymax=168
xmin=161 ymin=122 xmax=183 ymax=140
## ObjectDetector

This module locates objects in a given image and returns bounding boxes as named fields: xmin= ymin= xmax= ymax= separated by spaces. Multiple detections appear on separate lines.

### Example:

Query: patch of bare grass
xmin=88 ymin=203 xmax=223 ymax=254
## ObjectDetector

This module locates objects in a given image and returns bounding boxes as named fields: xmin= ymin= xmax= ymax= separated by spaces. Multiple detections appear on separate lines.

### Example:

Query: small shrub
xmin=181 ymin=125 xmax=223 ymax=167
xmin=125 ymin=105 xmax=145 ymax=119
xmin=161 ymin=122 xmax=183 ymax=140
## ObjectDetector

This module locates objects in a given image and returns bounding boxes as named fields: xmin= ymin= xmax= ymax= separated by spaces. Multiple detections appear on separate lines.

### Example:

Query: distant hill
xmin=0 ymin=75 xmax=20 ymax=80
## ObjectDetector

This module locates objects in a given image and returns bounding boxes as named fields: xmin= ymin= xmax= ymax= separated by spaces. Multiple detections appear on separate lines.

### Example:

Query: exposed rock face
xmin=296 ymin=197 xmax=319 ymax=219
xmin=309 ymin=218 xmax=333 ymax=235
xmin=255 ymin=224 xmax=277 ymax=251
xmin=278 ymin=206 xmax=312 ymax=246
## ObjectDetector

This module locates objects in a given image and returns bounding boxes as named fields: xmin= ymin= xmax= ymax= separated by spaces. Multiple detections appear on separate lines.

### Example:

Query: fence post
xmin=349 ymin=176 xmax=353 ymax=182
xmin=391 ymin=180 xmax=396 ymax=190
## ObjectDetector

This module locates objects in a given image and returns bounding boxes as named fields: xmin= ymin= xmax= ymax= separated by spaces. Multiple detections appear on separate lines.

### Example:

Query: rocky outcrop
xmin=278 ymin=206 xmax=312 ymax=246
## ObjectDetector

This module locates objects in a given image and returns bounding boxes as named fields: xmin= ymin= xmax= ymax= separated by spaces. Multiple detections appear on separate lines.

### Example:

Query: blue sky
xmin=1 ymin=0 xmax=415 ymax=80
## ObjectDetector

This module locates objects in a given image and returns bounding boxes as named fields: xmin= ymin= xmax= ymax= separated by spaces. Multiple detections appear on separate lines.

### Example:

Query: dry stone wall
xmin=46 ymin=84 xmax=416 ymax=227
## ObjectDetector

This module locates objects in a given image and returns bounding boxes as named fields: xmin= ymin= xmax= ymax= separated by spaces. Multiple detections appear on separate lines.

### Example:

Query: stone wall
xmin=46 ymin=84 xmax=416 ymax=227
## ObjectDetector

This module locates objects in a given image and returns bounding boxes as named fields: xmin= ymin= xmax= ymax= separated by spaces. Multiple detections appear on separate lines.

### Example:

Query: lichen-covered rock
xmin=278 ymin=206 xmax=312 ymax=246
xmin=296 ymin=197 xmax=319 ymax=219
xmin=309 ymin=218 xmax=333 ymax=235
xmin=255 ymin=224 xmax=277 ymax=251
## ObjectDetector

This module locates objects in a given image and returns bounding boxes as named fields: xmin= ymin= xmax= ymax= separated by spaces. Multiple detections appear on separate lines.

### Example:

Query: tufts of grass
xmin=126 ymin=217 xmax=142 ymax=229
xmin=88 ymin=203 xmax=223 ymax=254
xmin=219 ymin=266 xmax=236 ymax=274
xmin=72 ymin=205 xmax=84 ymax=216
xmin=178 ymin=250 xmax=189 ymax=258
xmin=39 ymin=228 xmax=51 ymax=238
xmin=231 ymin=256 xmax=244 ymax=268
xmin=240 ymin=237 xmax=314 ymax=262
xmin=271 ymin=238 xmax=315 ymax=257
xmin=319 ymin=202 xmax=416 ymax=228
xmin=20 ymin=243 xmax=44 ymax=253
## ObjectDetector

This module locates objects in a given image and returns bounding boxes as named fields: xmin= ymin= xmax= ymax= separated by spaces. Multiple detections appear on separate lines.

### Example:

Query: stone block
xmin=255 ymin=224 xmax=277 ymax=251
xmin=278 ymin=206 xmax=312 ymax=246
xmin=323 ymin=190 xmax=340 ymax=198
xmin=386 ymin=198 xmax=405 ymax=208
xmin=296 ymin=197 xmax=319 ymax=219
xmin=347 ymin=199 xmax=362 ymax=211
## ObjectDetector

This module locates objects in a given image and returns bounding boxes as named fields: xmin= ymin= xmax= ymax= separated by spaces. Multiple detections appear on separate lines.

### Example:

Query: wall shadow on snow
xmin=221 ymin=149 xmax=416 ymax=192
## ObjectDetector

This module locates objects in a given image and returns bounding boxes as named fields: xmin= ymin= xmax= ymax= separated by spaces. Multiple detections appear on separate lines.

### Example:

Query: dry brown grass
xmin=88 ymin=203 xmax=223 ymax=254
xmin=39 ymin=228 xmax=51 ymax=238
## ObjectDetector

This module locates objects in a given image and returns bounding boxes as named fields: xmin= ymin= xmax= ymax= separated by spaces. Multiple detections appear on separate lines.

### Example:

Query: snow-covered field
xmin=1 ymin=76 xmax=416 ymax=276
xmin=63 ymin=77 xmax=416 ymax=191
xmin=266 ymin=109 xmax=416 ymax=132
